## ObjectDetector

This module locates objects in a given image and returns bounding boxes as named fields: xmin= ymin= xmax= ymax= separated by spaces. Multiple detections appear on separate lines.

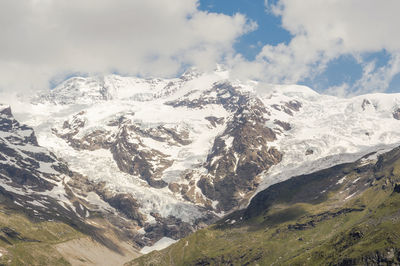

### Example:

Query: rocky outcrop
xmin=357 ymin=248 xmax=400 ymax=265
xmin=66 ymin=175 xmax=147 ymax=228
xmin=54 ymin=110 xmax=193 ymax=188
xmin=110 ymin=124 xmax=172 ymax=188
xmin=271 ymin=100 xmax=302 ymax=116
xmin=285 ymin=100 xmax=302 ymax=112
xmin=138 ymin=215 xmax=194 ymax=247
xmin=195 ymin=84 xmax=282 ymax=211
xmin=362 ymin=99 xmax=372 ymax=110
xmin=0 ymin=106 xmax=62 ymax=192
xmin=205 ymin=116 xmax=225 ymax=127
xmin=0 ymin=106 xmax=38 ymax=145
xmin=135 ymin=211 xmax=218 ymax=248
xmin=393 ymin=108 xmax=400 ymax=120
xmin=106 ymin=193 xmax=146 ymax=226
xmin=53 ymin=111 xmax=113 ymax=151
xmin=165 ymin=82 xmax=255 ymax=112
xmin=305 ymin=148 xmax=314 ymax=155
xmin=274 ymin=119 xmax=291 ymax=131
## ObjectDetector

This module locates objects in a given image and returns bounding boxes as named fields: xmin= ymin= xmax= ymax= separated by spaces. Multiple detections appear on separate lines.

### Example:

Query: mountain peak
xmin=0 ymin=104 xmax=12 ymax=117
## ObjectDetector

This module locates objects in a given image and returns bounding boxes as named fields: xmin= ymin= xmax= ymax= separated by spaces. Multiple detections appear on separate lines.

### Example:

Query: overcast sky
xmin=0 ymin=0 xmax=399 ymax=96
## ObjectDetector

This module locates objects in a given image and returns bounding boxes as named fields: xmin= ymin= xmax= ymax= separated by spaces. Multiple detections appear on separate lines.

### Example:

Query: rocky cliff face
xmin=0 ymin=104 xmax=67 ymax=203
xmin=195 ymin=84 xmax=283 ymax=211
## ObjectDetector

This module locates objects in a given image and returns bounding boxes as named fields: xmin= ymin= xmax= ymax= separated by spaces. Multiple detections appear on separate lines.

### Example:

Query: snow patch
xmin=337 ymin=176 xmax=347 ymax=185
xmin=140 ymin=237 xmax=177 ymax=254
xmin=345 ymin=192 xmax=357 ymax=200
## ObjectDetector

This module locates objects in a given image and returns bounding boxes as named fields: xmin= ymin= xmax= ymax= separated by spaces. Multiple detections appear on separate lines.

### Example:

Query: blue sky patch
xmin=200 ymin=0 xmax=400 ymax=95
xmin=199 ymin=0 xmax=291 ymax=60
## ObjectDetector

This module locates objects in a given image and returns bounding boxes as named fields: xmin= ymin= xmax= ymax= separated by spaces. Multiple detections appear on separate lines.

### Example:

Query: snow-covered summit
xmin=36 ymin=75 xmax=173 ymax=104
xmin=35 ymin=69 xmax=230 ymax=105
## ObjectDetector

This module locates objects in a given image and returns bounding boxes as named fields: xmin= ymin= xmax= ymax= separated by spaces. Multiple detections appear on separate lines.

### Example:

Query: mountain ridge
xmin=3 ymin=69 xmax=400 ymax=260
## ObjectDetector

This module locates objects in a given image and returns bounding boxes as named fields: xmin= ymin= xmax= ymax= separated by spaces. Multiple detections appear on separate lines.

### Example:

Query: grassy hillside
xmin=0 ymin=205 xmax=82 ymax=265
xmin=130 ymin=147 xmax=400 ymax=265
xmin=0 ymin=201 xmax=140 ymax=265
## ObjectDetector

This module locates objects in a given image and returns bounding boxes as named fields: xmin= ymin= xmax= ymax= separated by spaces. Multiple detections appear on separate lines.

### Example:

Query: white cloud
xmin=324 ymin=83 xmax=350 ymax=98
xmin=2 ymin=0 xmax=399 ymax=96
xmin=235 ymin=0 xmax=400 ymax=95
xmin=0 ymin=0 xmax=255 ymax=92
xmin=351 ymin=52 xmax=400 ymax=95
xmin=323 ymin=53 xmax=400 ymax=97
xmin=273 ymin=0 xmax=400 ymax=52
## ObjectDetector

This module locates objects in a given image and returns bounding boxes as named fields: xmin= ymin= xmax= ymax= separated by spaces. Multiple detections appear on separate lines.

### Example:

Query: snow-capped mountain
xmin=0 ymin=103 xmax=168 ymax=252
xmin=5 ymin=68 xmax=400 ymax=249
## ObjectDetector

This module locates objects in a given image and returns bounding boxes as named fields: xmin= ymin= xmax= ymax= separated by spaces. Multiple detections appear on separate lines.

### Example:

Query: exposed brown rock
xmin=168 ymin=183 xmax=181 ymax=193
xmin=205 ymin=116 xmax=225 ymax=127
xmin=54 ymin=111 xmax=194 ymax=188
xmin=197 ymin=85 xmax=283 ymax=211
xmin=138 ymin=215 xmax=194 ymax=246
xmin=106 ymin=194 xmax=146 ymax=226
xmin=274 ymin=120 xmax=291 ymax=131
xmin=270 ymin=101 xmax=301 ymax=116
xmin=165 ymin=82 xmax=253 ymax=112
xmin=362 ymin=99 xmax=371 ymax=111
xmin=0 ymin=106 xmax=12 ymax=117
xmin=306 ymin=149 xmax=314 ymax=155
xmin=111 ymin=125 xmax=172 ymax=188
xmin=393 ymin=108 xmax=400 ymax=120
xmin=136 ymin=212 xmax=218 ymax=247
xmin=285 ymin=100 xmax=302 ymax=112
xmin=271 ymin=104 xmax=281 ymax=111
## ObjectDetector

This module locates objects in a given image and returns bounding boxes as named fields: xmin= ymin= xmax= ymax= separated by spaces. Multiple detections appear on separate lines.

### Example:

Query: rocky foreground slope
xmin=2 ymin=69 xmax=400 ymax=263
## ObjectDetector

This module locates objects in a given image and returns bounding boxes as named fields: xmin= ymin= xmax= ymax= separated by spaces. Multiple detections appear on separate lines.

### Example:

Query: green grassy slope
xmin=0 ymin=205 xmax=82 ymax=265
xmin=130 ymin=147 xmax=400 ymax=265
